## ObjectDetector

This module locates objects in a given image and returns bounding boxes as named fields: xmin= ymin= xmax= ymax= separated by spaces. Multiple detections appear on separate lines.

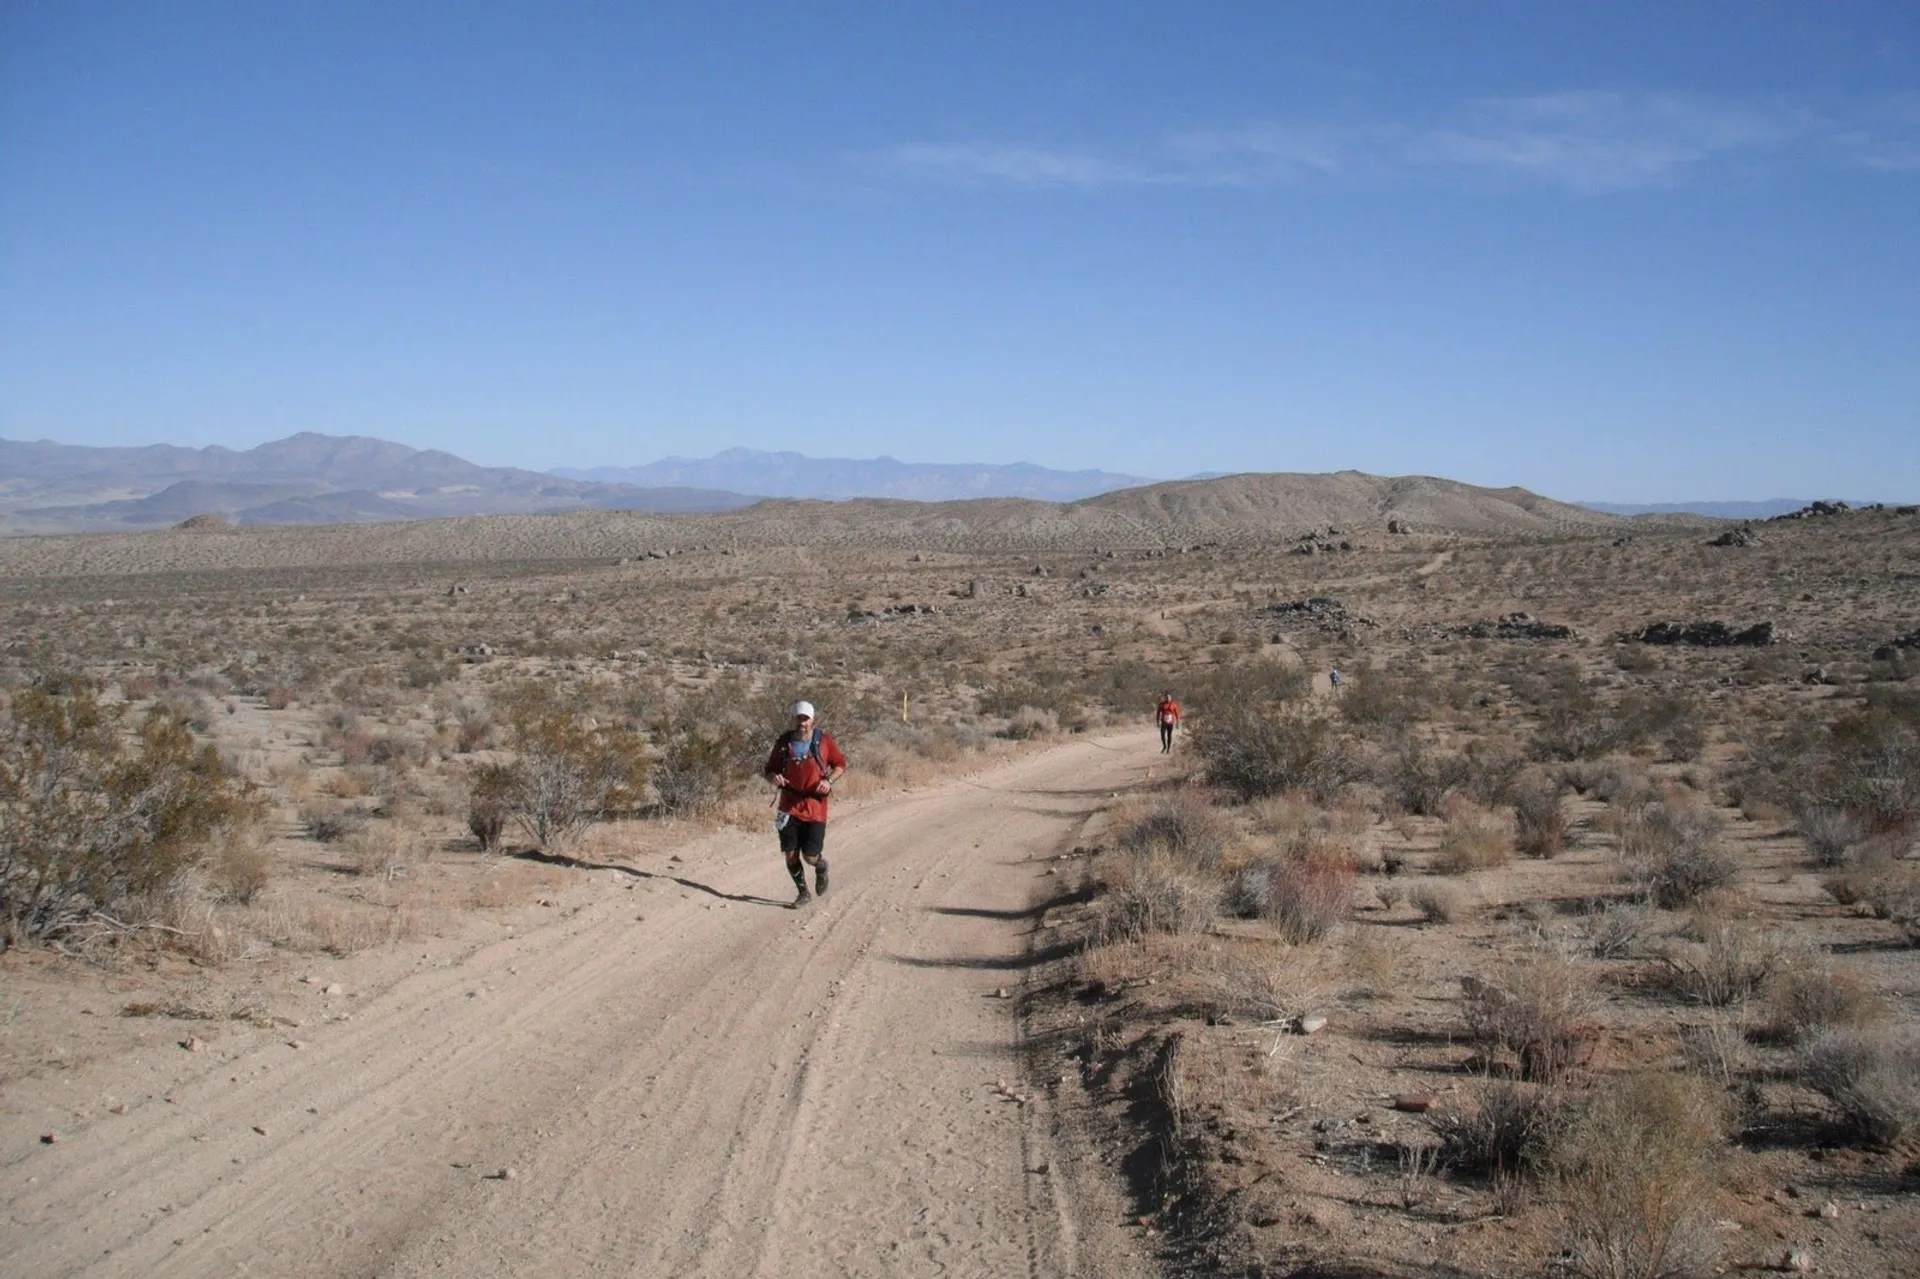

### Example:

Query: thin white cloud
xmin=868 ymin=92 xmax=1917 ymax=194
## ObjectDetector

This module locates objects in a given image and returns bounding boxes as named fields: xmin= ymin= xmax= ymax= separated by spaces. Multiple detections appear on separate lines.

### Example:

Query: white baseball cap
xmin=791 ymin=700 xmax=815 ymax=719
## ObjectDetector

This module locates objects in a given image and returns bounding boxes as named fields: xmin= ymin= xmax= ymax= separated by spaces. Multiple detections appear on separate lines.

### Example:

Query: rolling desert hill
xmin=0 ymin=469 xmax=1633 ymax=579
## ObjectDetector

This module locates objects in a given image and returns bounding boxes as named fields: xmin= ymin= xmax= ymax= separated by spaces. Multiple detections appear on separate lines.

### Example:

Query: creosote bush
xmin=485 ymin=688 xmax=649 ymax=851
xmin=1760 ymin=961 xmax=1886 ymax=1045
xmin=1191 ymin=704 xmax=1360 ymax=804
xmin=1 ymin=685 xmax=259 ymax=945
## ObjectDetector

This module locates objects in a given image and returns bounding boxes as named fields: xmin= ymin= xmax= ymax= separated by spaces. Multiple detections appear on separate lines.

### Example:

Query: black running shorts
xmin=778 ymin=818 xmax=826 ymax=859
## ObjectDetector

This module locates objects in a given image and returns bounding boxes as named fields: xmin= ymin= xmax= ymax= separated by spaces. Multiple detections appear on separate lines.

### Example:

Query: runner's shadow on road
xmin=511 ymin=849 xmax=789 ymax=908
xmin=884 ymin=939 xmax=1078 ymax=971
xmin=927 ymin=887 xmax=1093 ymax=923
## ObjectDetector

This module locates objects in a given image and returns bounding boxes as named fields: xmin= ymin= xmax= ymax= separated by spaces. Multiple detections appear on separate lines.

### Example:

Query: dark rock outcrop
xmin=1622 ymin=620 xmax=1777 ymax=648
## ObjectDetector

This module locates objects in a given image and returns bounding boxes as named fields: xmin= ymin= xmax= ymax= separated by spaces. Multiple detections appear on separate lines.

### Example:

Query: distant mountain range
xmin=552 ymin=448 xmax=1152 ymax=502
xmin=0 ymin=434 xmax=758 ymax=534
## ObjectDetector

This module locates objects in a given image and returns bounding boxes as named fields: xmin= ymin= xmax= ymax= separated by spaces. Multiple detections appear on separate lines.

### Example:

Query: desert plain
xmin=1 ymin=473 xmax=1917 ymax=1278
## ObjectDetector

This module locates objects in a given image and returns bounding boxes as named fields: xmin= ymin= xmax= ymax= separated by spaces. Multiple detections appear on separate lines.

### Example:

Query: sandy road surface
xmin=4 ymin=733 xmax=1160 ymax=1279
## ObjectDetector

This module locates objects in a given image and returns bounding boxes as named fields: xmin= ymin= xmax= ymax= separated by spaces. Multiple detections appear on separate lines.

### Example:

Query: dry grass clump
xmin=1462 ymin=953 xmax=1597 ymax=1082
xmin=1622 ymin=797 xmax=1736 ymax=909
xmin=1221 ymin=840 xmax=1354 ymax=943
xmin=1432 ymin=802 xmax=1514 ymax=874
xmin=1432 ymin=1079 xmax=1565 ymax=1182
xmin=1115 ymin=791 xmax=1232 ymax=867
xmin=1408 ymin=878 xmax=1465 ymax=924
xmin=204 ymin=823 xmax=272 ymax=905
xmin=1001 ymin=704 xmax=1060 ymax=740
xmin=1656 ymin=920 xmax=1782 ymax=1007
xmin=1759 ymin=960 xmax=1887 ymax=1045
xmin=1581 ymin=898 xmax=1654 ymax=959
xmin=1094 ymin=853 xmax=1217 ymax=943
xmin=1547 ymin=1072 xmax=1726 ymax=1279
xmin=1796 ymin=1026 xmax=1920 ymax=1146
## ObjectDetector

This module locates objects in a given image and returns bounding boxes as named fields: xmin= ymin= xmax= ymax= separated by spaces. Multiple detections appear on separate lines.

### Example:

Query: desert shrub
xmin=1738 ymin=697 xmax=1920 ymax=848
xmin=1657 ymin=922 xmax=1781 ymax=1007
xmin=1432 ymin=1080 xmax=1565 ymax=1179
xmin=302 ymin=802 xmax=367 ymax=844
xmin=1339 ymin=662 xmax=1433 ymax=728
xmin=489 ymin=689 xmax=649 ymax=850
xmin=1532 ymin=683 xmax=1628 ymax=762
xmin=648 ymin=700 xmax=757 ymax=818
xmin=977 ymin=670 xmax=1085 ymax=725
xmin=1094 ymin=853 xmax=1217 ymax=942
xmin=466 ymin=763 xmax=511 ymax=853
xmin=1223 ymin=844 xmax=1353 ymax=943
xmin=1796 ymin=804 xmax=1864 ymax=868
xmin=1461 ymin=740 xmax=1528 ymax=807
xmin=1463 ymin=955 xmax=1597 ymax=1082
xmin=1191 ymin=704 xmax=1360 ymax=804
xmin=1618 ymin=689 xmax=1709 ymax=763
xmin=1186 ymin=659 xmax=1310 ymax=715
xmin=1433 ymin=803 xmax=1514 ymax=874
xmin=1622 ymin=799 xmax=1735 ymax=908
xmin=1797 ymin=1026 xmax=1920 ymax=1146
xmin=1514 ymin=774 xmax=1570 ymax=857
xmin=1408 ymin=878 xmax=1464 ymax=923
xmin=1760 ymin=961 xmax=1886 ymax=1045
xmin=1001 ymin=704 xmax=1059 ymax=740
xmin=1116 ymin=793 xmax=1232 ymax=867
xmin=0 ymin=687 xmax=259 ymax=945
xmin=1547 ymin=1072 xmax=1726 ymax=1279
xmin=1384 ymin=736 xmax=1469 ymax=816
xmin=1089 ymin=660 xmax=1170 ymax=716
xmin=402 ymin=654 xmax=456 ymax=689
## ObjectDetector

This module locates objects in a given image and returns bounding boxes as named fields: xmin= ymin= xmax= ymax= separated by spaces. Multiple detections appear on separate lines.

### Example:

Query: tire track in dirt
xmin=3 ymin=733 xmax=1160 ymax=1279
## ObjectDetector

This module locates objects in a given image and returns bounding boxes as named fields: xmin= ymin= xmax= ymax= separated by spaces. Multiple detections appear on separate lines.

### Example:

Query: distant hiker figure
xmin=1329 ymin=668 xmax=1343 ymax=697
xmin=1155 ymin=691 xmax=1181 ymax=753
xmin=764 ymin=700 xmax=847 ymax=908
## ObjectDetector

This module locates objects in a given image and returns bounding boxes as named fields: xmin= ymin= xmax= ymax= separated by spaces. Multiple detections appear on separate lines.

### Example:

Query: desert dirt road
xmin=5 ymin=732 xmax=1162 ymax=1279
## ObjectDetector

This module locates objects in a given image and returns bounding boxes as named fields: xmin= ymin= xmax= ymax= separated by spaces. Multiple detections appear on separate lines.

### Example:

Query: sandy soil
xmin=3 ymin=733 xmax=1163 ymax=1279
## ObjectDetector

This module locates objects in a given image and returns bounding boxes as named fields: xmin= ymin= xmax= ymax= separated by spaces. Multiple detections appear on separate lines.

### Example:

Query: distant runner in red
xmin=763 ymin=700 xmax=848 ymax=908
xmin=1155 ymin=691 xmax=1181 ymax=754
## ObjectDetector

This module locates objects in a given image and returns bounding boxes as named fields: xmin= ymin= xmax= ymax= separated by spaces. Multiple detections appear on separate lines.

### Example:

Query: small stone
xmin=40 ymin=1132 xmax=57 ymax=1144
xmin=288 ymin=1040 xmax=307 ymax=1051
xmin=499 ymin=1167 xmax=518 ymax=1181
xmin=1296 ymin=1015 xmax=1328 ymax=1035
xmin=995 ymin=987 xmax=1011 ymax=1000
xmin=1817 ymin=1201 xmax=1840 ymax=1219
xmin=1392 ymin=1093 xmax=1438 ymax=1113
xmin=1785 ymin=1249 xmax=1813 ymax=1272
xmin=109 ymin=1103 xmax=128 ymax=1115
xmin=323 ymin=983 xmax=343 ymax=997
xmin=182 ymin=1037 xmax=205 ymax=1053
xmin=252 ymin=1125 xmax=268 ymax=1136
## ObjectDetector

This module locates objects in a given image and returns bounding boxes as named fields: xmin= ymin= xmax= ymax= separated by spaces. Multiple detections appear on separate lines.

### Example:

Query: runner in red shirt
xmin=1155 ymin=692 xmax=1181 ymax=754
xmin=762 ymin=700 xmax=848 ymax=907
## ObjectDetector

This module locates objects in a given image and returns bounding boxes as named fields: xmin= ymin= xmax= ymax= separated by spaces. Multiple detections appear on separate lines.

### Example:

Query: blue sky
xmin=2 ymin=3 xmax=1916 ymax=501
